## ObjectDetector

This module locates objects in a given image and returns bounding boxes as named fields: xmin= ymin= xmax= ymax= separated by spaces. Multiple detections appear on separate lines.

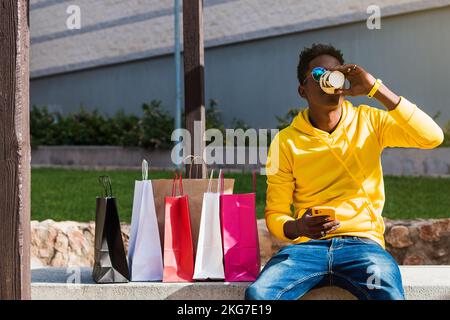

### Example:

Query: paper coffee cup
xmin=319 ymin=70 xmax=345 ymax=94
xmin=327 ymin=71 xmax=345 ymax=88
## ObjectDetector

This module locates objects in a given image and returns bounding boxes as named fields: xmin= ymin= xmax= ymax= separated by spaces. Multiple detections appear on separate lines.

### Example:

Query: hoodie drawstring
xmin=312 ymin=126 xmax=383 ymax=232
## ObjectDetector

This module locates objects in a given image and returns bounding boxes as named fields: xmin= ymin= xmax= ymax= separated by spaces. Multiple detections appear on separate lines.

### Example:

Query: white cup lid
xmin=328 ymin=71 xmax=345 ymax=88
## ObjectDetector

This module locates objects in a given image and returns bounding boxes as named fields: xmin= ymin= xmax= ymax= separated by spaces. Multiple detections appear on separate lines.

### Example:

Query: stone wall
xmin=30 ymin=220 xmax=130 ymax=268
xmin=31 ymin=218 xmax=450 ymax=268
xmin=385 ymin=219 xmax=450 ymax=265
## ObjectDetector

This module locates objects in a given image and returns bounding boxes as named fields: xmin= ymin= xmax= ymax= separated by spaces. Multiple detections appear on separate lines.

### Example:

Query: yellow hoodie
xmin=265 ymin=97 xmax=444 ymax=248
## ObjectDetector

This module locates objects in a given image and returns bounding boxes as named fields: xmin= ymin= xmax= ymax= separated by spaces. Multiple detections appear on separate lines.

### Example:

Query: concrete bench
xmin=31 ymin=266 xmax=450 ymax=300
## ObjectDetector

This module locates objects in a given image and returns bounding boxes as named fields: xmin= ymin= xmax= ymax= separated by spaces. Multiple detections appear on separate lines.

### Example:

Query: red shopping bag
xmin=162 ymin=173 xmax=194 ymax=282
xmin=220 ymin=171 xmax=260 ymax=282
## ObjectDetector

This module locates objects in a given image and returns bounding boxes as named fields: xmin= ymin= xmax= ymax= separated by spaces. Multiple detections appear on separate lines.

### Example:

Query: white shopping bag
xmin=193 ymin=169 xmax=225 ymax=280
xmin=128 ymin=160 xmax=163 ymax=281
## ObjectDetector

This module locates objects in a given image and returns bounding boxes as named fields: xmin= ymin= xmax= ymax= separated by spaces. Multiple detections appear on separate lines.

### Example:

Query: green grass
xmin=382 ymin=175 xmax=450 ymax=219
xmin=31 ymin=168 xmax=449 ymax=222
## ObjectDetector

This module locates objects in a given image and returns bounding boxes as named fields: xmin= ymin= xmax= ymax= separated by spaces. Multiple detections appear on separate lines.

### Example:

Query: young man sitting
xmin=245 ymin=43 xmax=444 ymax=300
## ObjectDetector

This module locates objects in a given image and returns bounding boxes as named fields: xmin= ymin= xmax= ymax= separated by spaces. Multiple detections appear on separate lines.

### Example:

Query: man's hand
xmin=329 ymin=63 xmax=401 ymax=110
xmin=284 ymin=208 xmax=340 ymax=240
xmin=329 ymin=64 xmax=376 ymax=97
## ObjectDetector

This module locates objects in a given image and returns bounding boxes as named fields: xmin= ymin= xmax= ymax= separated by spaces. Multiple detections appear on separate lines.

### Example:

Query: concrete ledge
xmin=31 ymin=266 xmax=450 ymax=300
xmin=31 ymin=146 xmax=450 ymax=176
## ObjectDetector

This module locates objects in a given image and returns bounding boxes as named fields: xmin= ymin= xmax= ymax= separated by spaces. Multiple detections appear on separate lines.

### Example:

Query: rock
xmin=67 ymin=229 xmax=86 ymax=256
xmin=51 ymin=252 xmax=68 ymax=267
xmin=54 ymin=233 xmax=69 ymax=253
xmin=31 ymin=220 xmax=130 ymax=268
xmin=31 ymin=223 xmax=58 ymax=265
xmin=257 ymin=219 xmax=290 ymax=264
xmin=436 ymin=248 xmax=447 ymax=257
xmin=403 ymin=253 xmax=425 ymax=265
xmin=31 ymin=256 xmax=44 ymax=268
xmin=419 ymin=220 xmax=450 ymax=242
xmin=68 ymin=252 xmax=86 ymax=266
xmin=385 ymin=226 xmax=413 ymax=248
xmin=419 ymin=224 xmax=437 ymax=242
xmin=38 ymin=248 xmax=50 ymax=258
xmin=83 ymin=226 xmax=94 ymax=240
xmin=257 ymin=220 xmax=274 ymax=264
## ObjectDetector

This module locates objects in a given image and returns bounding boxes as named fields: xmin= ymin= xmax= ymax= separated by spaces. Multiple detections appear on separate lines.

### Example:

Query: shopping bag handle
xmin=142 ymin=159 xmax=149 ymax=180
xmin=171 ymin=172 xmax=184 ymax=197
xmin=219 ymin=169 xmax=225 ymax=194
xmin=207 ymin=169 xmax=214 ymax=193
xmin=217 ymin=169 xmax=222 ymax=194
xmin=171 ymin=173 xmax=177 ymax=196
xmin=183 ymin=155 xmax=208 ymax=178
xmin=98 ymin=176 xmax=113 ymax=197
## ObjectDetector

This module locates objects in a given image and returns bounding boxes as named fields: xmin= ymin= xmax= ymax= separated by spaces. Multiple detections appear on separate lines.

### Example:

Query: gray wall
xmin=31 ymin=7 xmax=450 ymax=128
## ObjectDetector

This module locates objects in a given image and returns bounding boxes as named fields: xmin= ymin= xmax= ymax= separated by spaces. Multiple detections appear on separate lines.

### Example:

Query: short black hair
xmin=297 ymin=43 xmax=345 ymax=84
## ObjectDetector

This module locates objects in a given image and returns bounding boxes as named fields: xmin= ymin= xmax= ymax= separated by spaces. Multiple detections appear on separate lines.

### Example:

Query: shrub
xmin=30 ymin=105 xmax=61 ymax=146
xmin=30 ymin=99 xmax=252 ymax=149
xmin=31 ymin=101 xmax=172 ymax=149
xmin=139 ymin=101 xmax=174 ymax=149
xmin=109 ymin=110 xmax=140 ymax=147
xmin=58 ymin=107 xmax=113 ymax=145
xmin=276 ymin=108 xmax=300 ymax=130
xmin=442 ymin=120 xmax=450 ymax=147
xmin=206 ymin=99 xmax=225 ymax=133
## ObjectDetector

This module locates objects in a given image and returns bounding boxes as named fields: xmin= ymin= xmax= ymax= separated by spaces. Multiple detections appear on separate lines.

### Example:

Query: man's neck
xmin=308 ymin=104 xmax=342 ymax=134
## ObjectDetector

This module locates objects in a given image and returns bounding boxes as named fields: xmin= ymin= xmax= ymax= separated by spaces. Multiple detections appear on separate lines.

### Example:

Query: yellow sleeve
xmin=264 ymin=132 xmax=300 ymax=242
xmin=370 ymin=96 xmax=444 ymax=149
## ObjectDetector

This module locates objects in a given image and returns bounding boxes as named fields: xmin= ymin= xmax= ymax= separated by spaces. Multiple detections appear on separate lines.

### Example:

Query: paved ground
xmin=31 ymin=266 xmax=450 ymax=300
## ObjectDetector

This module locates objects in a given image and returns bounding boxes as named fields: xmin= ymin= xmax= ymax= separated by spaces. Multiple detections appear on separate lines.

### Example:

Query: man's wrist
xmin=283 ymin=220 xmax=302 ymax=240
xmin=367 ymin=78 xmax=382 ymax=98
xmin=373 ymin=83 xmax=401 ymax=111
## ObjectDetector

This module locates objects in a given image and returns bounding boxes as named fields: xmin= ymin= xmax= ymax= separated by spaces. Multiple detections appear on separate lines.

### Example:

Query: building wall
xmin=30 ymin=7 xmax=450 ymax=128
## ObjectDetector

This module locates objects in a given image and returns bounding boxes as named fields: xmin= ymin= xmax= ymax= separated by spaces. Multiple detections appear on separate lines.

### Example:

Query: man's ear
xmin=298 ymin=84 xmax=307 ymax=99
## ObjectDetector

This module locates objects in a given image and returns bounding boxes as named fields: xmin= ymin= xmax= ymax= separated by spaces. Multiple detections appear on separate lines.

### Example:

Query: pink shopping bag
xmin=220 ymin=171 xmax=260 ymax=282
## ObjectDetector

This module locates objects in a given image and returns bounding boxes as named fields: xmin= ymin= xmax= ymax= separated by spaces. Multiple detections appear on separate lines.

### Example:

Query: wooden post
xmin=183 ymin=0 xmax=206 ymax=178
xmin=0 ymin=0 xmax=31 ymax=300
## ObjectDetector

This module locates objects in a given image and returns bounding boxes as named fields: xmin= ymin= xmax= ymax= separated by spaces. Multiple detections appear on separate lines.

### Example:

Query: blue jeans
xmin=245 ymin=236 xmax=405 ymax=300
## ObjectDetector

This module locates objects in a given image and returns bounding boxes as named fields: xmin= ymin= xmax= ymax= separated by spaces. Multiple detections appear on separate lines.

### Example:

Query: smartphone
xmin=311 ymin=206 xmax=336 ymax=220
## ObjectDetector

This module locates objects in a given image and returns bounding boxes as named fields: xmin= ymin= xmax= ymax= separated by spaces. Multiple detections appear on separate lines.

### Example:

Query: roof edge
xmin=31 ymin=0 xmax=450 ymax=79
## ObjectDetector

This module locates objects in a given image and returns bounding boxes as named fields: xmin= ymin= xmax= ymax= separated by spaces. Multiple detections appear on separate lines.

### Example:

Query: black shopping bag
xmin=92 ymin=176 xmax=130 ymax=283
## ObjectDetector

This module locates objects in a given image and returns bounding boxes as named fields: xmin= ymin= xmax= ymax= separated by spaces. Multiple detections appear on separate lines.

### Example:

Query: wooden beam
xmin=0 ymin=0 xmax=31 ymax=300
xmin=183 ymin=0 xmax=206 ymax=178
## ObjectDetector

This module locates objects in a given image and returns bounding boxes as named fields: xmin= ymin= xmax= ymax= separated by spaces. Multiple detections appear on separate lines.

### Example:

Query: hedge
xmin=31 ymin=100 xmax=250 ymax=149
